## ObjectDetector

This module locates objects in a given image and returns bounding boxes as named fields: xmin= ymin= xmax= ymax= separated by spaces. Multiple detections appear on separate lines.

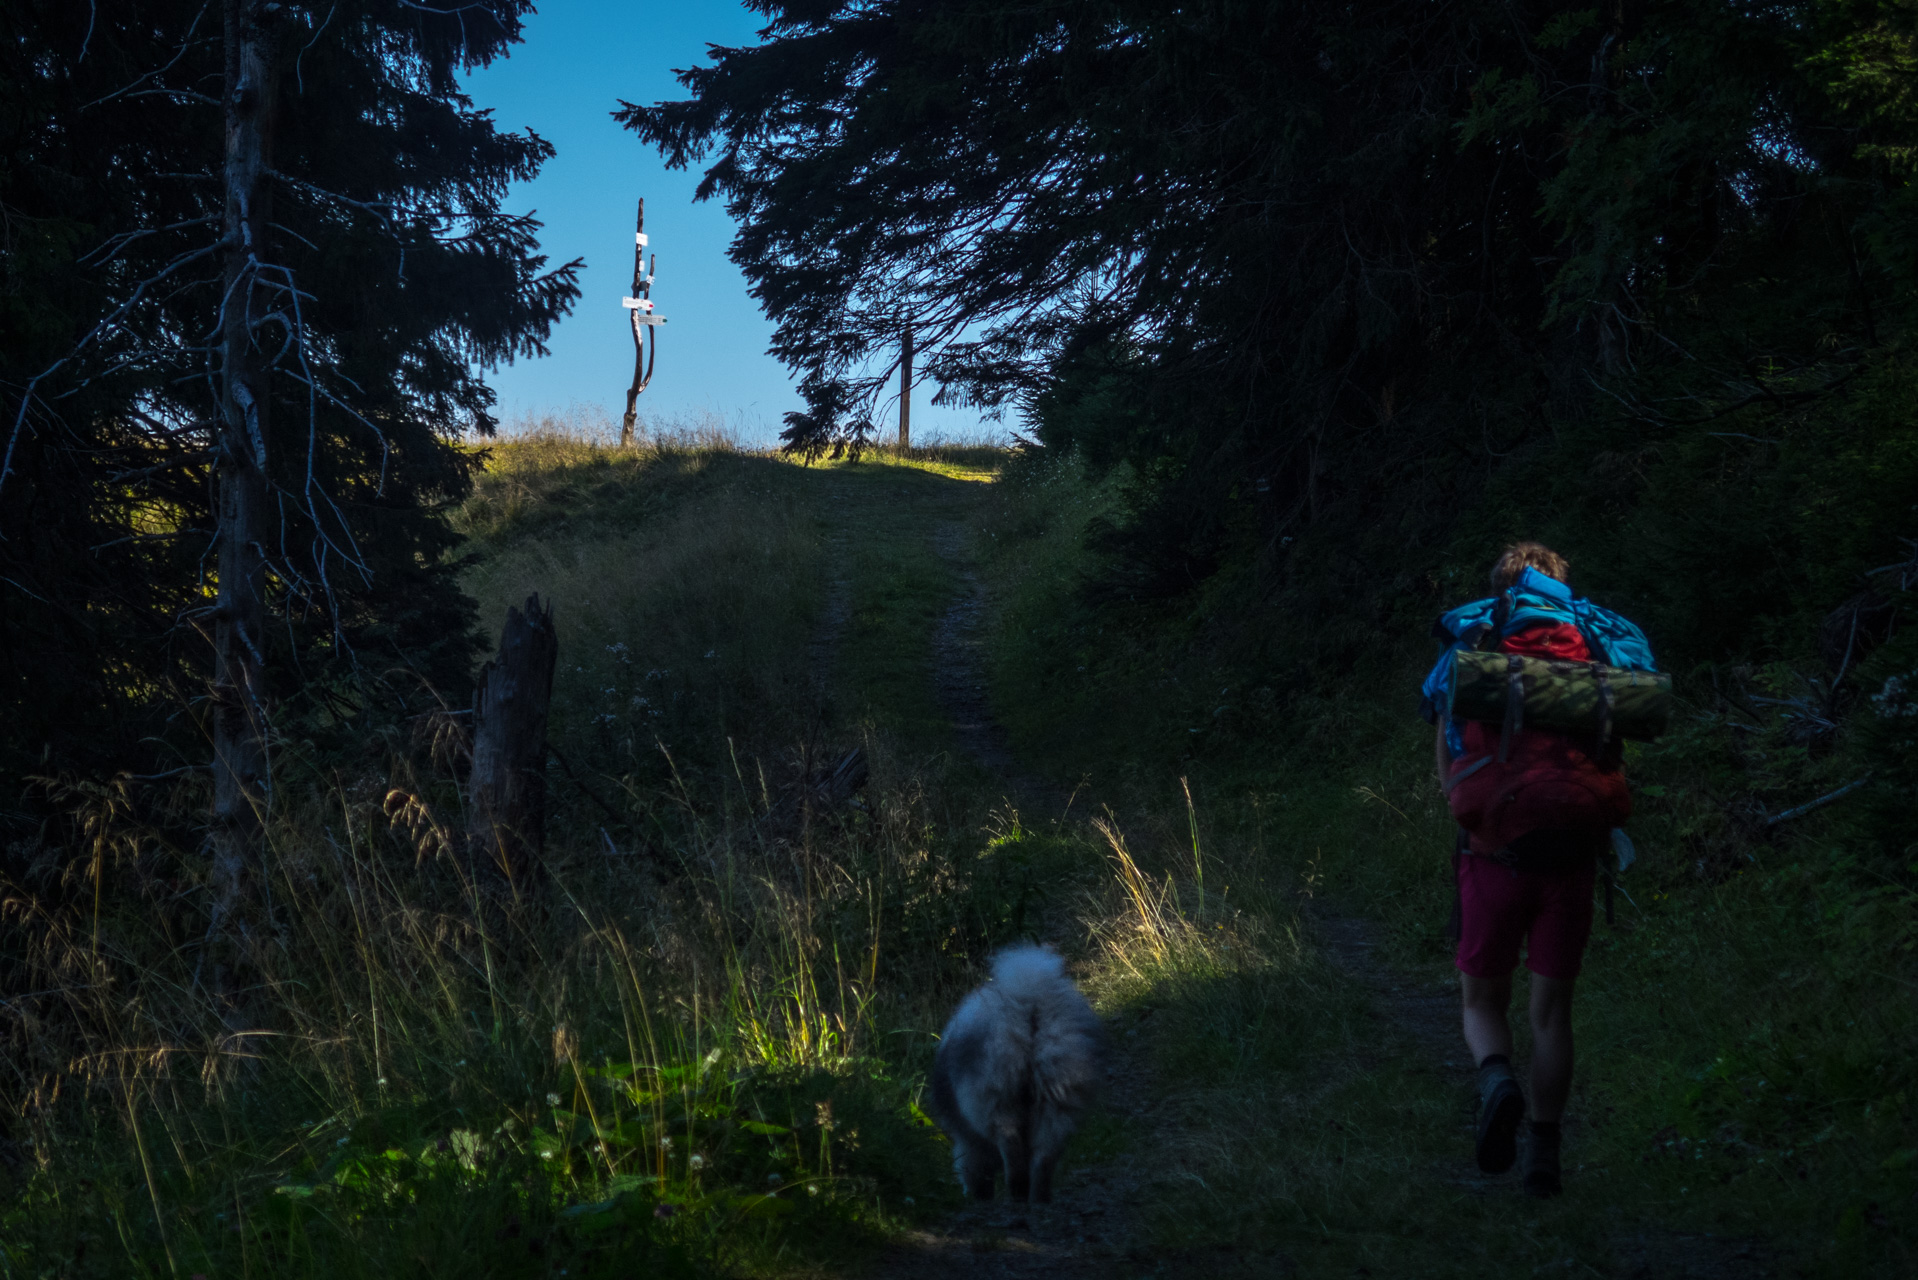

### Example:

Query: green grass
xmin=10 ymin=427 xmax=1911 ymax=1278
xmin=971 ymin=450 xmax=1918 ymax=1276
xmin=0 ymin=429 xmax=1109 ymax=1280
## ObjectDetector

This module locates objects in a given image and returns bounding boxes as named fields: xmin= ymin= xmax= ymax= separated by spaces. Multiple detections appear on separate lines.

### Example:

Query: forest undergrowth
xmin=3 ymin=422 xmax=1913 ymax=1279
xmin=0 ymin=425 xmax=1254 ymax=1279
xmin=976 ymin=448 xmax=1918 ymax=1277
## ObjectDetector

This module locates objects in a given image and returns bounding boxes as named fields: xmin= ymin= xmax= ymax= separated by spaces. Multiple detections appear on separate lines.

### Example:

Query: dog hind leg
xmin=954 ymin=1132 xmax=998 ymax=1200
xmin=998 ymin=1125 xmax=1032 ymax=1203
xmin=1027 ymin=1097 xmax=1078 ymax=1204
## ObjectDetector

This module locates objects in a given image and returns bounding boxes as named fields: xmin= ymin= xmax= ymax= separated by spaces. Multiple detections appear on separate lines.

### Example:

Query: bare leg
xmin=1463 ymin=970 xmax=1525 ymax=1174
xmin=1527 ymin=974 xmax=1576 ymax=1122
xmin=1460 ymin=972 xmax=1514 ymax=1063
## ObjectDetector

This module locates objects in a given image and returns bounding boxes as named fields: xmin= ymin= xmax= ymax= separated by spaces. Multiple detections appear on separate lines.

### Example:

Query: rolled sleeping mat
xmin=1449 ymin=649 xmax=1672 ymax=743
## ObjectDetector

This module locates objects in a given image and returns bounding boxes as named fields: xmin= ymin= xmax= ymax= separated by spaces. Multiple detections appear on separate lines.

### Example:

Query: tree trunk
xmin=898 ymin=326 xmax=913 ymax=452
xmin=469 ymin=595 xmax=559 ymax=893
xmin=206 ymin=0 xmax=280 ymax=962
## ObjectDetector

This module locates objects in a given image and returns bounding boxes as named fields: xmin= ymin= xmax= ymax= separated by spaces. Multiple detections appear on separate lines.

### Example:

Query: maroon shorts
xmin=1454 ymin=853 xmax=1597 ymax=981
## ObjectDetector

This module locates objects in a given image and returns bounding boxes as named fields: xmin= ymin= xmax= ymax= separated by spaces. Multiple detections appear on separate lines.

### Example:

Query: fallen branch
xmin=1765 ymin=774 xmax=1873 ymax=827
xmin=117 ymin=765 xmax=210 ymax=784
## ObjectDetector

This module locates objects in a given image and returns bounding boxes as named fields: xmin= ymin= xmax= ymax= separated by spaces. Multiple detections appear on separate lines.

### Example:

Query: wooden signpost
xmin=620 ymin=198 xmax=665 ymax=447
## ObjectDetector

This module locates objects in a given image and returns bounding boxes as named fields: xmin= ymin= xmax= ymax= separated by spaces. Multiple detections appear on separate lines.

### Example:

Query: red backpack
xmin=1443 ymin=621 xmax=1632 ymax=857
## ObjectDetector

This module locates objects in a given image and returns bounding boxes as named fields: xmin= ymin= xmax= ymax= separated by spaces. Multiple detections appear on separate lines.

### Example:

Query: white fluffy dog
xmin=928 ymin=945 xmax=1104 ymax=1202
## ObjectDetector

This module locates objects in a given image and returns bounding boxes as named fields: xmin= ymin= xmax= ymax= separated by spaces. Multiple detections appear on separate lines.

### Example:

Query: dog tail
xmin=989 ymin=945 xmax=1102 ymax=1105
xmin=988 ymin=944 xmax=1069 ymax=997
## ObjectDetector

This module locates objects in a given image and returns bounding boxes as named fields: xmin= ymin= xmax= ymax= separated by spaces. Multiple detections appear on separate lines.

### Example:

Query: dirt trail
xmin=928 ymin=523 xmax=1072 ymax=818
xmin=865 ymin=492 xmax=1777 ymax=1279
xmin=1315 ymin=916 xmax=1776 ymax=1275
xmin=1313 ymin=913 xmax=1459 ymax=1061
xmin=1311 ymin=909 xmax=1493 ymax=1194
xmin=808 ymin=533 xmax=854 ymax=706
xmin=862 ymin=520 xmax=1156 ymax=1279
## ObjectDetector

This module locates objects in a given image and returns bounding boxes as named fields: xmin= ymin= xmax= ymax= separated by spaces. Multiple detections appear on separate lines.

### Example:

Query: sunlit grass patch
xmin=2 ymin=431 xmax=1059 ymax=1278
xmin=0 ymin=734 xmax=1009 ymax=1277
xmin=854 ymin=436 xmax=1008 ymax=482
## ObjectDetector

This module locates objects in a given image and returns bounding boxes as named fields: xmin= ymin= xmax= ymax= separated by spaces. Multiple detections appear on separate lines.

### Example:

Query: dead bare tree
xmin=204 ymin=0 xmax=281 ymax=970
xmin=621 ymin=197 xmax=665 ymax=447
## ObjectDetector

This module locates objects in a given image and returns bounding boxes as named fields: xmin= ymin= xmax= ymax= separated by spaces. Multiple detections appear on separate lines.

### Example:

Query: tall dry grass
xmin=0 ymin=428 xmax=1006 ymax=1277
xmin=0 ymin=420 xmax=1320 ymax=1278
xmin=3 ymin=748 xmax=994 ymax=1273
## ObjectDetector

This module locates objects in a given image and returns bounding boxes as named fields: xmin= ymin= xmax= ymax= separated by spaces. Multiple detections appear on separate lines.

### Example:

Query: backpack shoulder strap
xmin=1476 ymin=590 xmax=1513 ymax=651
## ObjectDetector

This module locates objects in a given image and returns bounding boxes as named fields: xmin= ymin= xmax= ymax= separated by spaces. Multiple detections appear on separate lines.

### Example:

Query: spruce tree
xmin=625 ymin=1 xmax=1905 ymax=594
xmin=0 ymin=2 xmax=579 ymax=925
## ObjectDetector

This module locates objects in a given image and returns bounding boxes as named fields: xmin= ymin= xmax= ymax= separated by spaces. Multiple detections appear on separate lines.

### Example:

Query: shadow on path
xmin=862 ymin=519 xmax=1152 ymax=1279
xmin=929 ymin=522 xmax=1074 ymax=817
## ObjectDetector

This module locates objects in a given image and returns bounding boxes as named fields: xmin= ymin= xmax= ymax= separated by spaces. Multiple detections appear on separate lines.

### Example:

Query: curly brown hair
xmin=1490 ymin=541 xmax=1569 ymax=590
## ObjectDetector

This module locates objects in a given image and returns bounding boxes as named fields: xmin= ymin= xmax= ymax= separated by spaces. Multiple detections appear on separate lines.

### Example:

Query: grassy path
xmin=4 ymin=439 xmax=1863 ymax=1280
xmin=829 ymin=471 xmax=1153 ymax=1278
xmin=798 ymin=453 xmax=1784 ymax=1279
xmin=453 ymin=441 xmax=1796 ymax=1278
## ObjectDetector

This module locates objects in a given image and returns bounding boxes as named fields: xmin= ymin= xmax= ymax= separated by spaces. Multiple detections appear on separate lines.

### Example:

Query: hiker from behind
xmin=928 ymin=944 xmax=1104 ymax=1204
xmin=1420 ymin=543 xmax=1662 ymax=1197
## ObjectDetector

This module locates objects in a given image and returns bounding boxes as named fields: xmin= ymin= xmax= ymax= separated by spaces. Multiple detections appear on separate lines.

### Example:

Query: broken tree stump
xmin=469 ymin=595 xmax=558 ymax=892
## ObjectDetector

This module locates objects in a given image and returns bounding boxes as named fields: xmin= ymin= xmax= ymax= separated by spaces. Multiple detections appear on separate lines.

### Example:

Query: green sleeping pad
xmin=1449 ymin=649 xmax=1672 ymax=743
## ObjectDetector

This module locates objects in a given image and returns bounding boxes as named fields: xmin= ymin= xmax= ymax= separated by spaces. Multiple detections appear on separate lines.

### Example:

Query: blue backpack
xmin=1420 ymin=566 xmax=1659 ymax=756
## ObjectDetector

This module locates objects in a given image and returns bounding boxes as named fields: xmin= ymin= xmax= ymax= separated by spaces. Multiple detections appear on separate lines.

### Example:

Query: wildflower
xmin=688 ymin=1154 xmax=705 ymax=1170
xmin=1873 ymin=674 xmax=1918 ymax=717
xmin=808 ymin=1184 xmax=819 ymax=1196
xmin=546 ymin=1093 xmax=561 ymax=1107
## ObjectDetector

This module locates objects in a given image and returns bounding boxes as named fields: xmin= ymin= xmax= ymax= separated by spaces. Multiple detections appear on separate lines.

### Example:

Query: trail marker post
xmin=620 ymin=198 xmax=665 ymax=447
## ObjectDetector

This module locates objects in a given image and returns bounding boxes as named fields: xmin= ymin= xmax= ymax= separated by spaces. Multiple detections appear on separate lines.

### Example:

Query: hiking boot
xmin=1474 ymin=1059 xmax=1525 ymax=1175
xmin=1523 ymin=1121 xmax=1563 ymax=1198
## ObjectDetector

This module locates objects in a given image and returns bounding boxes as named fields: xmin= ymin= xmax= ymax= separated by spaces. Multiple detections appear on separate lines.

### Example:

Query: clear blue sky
xmin=462 ymin=0 xmax=997 ymax=445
